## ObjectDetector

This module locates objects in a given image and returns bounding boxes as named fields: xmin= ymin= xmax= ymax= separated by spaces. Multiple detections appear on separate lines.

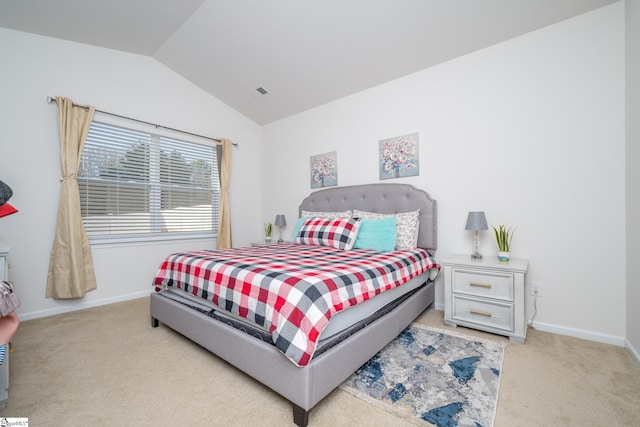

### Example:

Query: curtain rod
xmin=46 ymin=96 xmax=238 ymax=148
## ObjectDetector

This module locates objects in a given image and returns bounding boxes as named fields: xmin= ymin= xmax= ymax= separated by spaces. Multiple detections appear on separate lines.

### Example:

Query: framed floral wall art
xmin=310 ymin=151 xmax=338 ymax=188
xmin=379 ymin=132 xmax=419 ymax=180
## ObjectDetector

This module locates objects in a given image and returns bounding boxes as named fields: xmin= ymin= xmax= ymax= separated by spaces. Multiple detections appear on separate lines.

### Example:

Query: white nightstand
xmin=443 ymin=255 xmax=529 ymax=344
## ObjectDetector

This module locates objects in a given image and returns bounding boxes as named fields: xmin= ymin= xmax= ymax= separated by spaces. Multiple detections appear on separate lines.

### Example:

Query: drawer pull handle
xmin=469 ymin=281 xmax=492 ymax=288
xmin=469 ymin=309 xmax=493 ymax=317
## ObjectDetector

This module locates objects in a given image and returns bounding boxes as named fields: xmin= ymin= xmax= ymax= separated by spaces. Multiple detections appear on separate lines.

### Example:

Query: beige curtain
xmin=46 ymin=97 xmax=97 ymax=299
xmin=217 ymin=138 xmax=233 ymax=249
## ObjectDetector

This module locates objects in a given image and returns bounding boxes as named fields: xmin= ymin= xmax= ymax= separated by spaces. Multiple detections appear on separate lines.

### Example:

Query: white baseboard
xmin=17 ymin=294 xmax=637 ymax=358
xmin=18 ymin=290 xmax=152 ymax=322
xmin=434 ymin=302 xmax=627 ymax=348
xmin=626 ymin=338 xmax=640 ymax=368
xmin=531 ymin=320 xmax=626 ymax=347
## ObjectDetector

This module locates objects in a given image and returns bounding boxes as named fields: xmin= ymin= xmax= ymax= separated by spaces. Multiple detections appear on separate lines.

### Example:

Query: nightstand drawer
xmin=452 ymin=269 xmax=513 ymax=301
xmin=451 ymin=295 xmax=514 ymax=332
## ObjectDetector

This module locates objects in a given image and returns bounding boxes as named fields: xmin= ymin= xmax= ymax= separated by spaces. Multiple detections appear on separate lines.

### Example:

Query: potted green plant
xmin=264 ymin=222 xmax=273 ymax=243
xmin=492 ymin=225 xmax=516 ymax=262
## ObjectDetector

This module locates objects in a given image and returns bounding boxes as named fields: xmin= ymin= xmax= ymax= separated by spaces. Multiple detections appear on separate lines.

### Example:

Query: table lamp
xmin=465 ymin=211 xmax=488 ymax=260
xmin=274 ymin=214 xmax=287 ymax=243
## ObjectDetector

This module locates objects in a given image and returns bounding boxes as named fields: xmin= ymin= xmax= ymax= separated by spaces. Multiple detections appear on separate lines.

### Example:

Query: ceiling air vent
xmin=250 ymin=86 xmax=270 ymax=98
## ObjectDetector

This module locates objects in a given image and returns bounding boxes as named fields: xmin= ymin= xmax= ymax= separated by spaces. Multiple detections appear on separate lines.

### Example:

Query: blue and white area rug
xmin=340 ymin=324 xmax=505 ymax=427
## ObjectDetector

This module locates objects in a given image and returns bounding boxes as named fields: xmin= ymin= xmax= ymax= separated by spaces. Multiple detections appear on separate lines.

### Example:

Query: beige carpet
xmin=2 ymin=297 xmax=639 ymax=426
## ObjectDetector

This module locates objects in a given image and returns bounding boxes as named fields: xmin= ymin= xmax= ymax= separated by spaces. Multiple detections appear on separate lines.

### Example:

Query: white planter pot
xmin=497 ymin=251 xmax=510 ymax=262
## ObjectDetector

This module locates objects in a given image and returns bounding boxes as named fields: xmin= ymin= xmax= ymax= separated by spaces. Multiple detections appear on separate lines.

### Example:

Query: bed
xmin=150 ymin=182 xmax=438 ymax=426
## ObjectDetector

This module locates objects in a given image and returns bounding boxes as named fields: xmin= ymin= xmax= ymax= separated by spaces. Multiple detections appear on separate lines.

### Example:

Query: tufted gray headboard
xmin=299 ymin=183 xmax=437 ymax=252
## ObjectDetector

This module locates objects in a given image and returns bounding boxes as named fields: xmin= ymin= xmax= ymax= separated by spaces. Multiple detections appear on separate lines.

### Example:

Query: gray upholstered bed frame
xmin=150 ymin=183 xmax=437 ymax=426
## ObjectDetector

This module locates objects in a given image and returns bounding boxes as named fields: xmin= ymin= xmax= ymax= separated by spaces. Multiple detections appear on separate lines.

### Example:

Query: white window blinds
xmin=78 ymin=121 xmax=220 ymax=239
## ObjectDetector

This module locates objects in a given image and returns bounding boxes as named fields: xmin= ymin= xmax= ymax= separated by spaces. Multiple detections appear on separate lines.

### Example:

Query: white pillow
xmin=300 ymin=210 xmax=352 ymax=219
xmin=352 ymin=209 xmax=420 ymax=250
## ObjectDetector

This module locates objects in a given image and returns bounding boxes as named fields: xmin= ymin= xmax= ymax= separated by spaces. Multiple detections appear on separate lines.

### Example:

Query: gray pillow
xmin=0 ymin=180 xmax=13 ymax=205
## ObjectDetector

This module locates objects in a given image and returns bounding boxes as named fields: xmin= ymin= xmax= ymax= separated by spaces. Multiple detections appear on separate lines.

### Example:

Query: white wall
xmin=0 ymin=4 xmax=631 ymax=348
xmin=0 ymin=28 xmax=262 ymax=320
xmin=626 ymin=0 xmax=640 ymax=363
xmin=262 ymin=4 xmax=626 ymax=344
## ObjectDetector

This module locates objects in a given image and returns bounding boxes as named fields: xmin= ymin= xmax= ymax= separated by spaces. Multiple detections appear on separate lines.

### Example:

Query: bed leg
xmin=151 ymin=317 xmax=159 ymax=328
xmin=292 ymin=404 xmax=309 ymax=427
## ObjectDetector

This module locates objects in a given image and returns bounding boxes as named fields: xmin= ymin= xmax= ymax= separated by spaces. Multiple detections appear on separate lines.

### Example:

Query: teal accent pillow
xmin=353 ymin=217 xmax=397 ymax=252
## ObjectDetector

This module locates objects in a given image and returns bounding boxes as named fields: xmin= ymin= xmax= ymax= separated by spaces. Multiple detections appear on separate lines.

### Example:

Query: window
xmin=78 ymin=121 xmax=220 ymax=241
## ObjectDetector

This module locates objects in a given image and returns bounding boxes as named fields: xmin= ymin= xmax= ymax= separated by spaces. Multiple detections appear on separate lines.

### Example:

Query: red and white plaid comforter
xmin=153 ymin=244 xmax=439 ymax=366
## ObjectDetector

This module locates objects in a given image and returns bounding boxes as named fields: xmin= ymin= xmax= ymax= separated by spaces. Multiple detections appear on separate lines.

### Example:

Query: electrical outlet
xmin=531 ymin=281 xmax=542 ymax=297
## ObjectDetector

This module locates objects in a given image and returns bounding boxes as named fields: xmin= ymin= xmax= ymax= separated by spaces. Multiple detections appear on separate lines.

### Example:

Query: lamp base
xmin=470 ymin=230 xmax=483 ymax=260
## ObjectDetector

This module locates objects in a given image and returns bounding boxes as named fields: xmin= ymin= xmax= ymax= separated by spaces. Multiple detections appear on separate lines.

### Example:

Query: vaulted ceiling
xmin=0 ymin=0 xmax=618 ymax=124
